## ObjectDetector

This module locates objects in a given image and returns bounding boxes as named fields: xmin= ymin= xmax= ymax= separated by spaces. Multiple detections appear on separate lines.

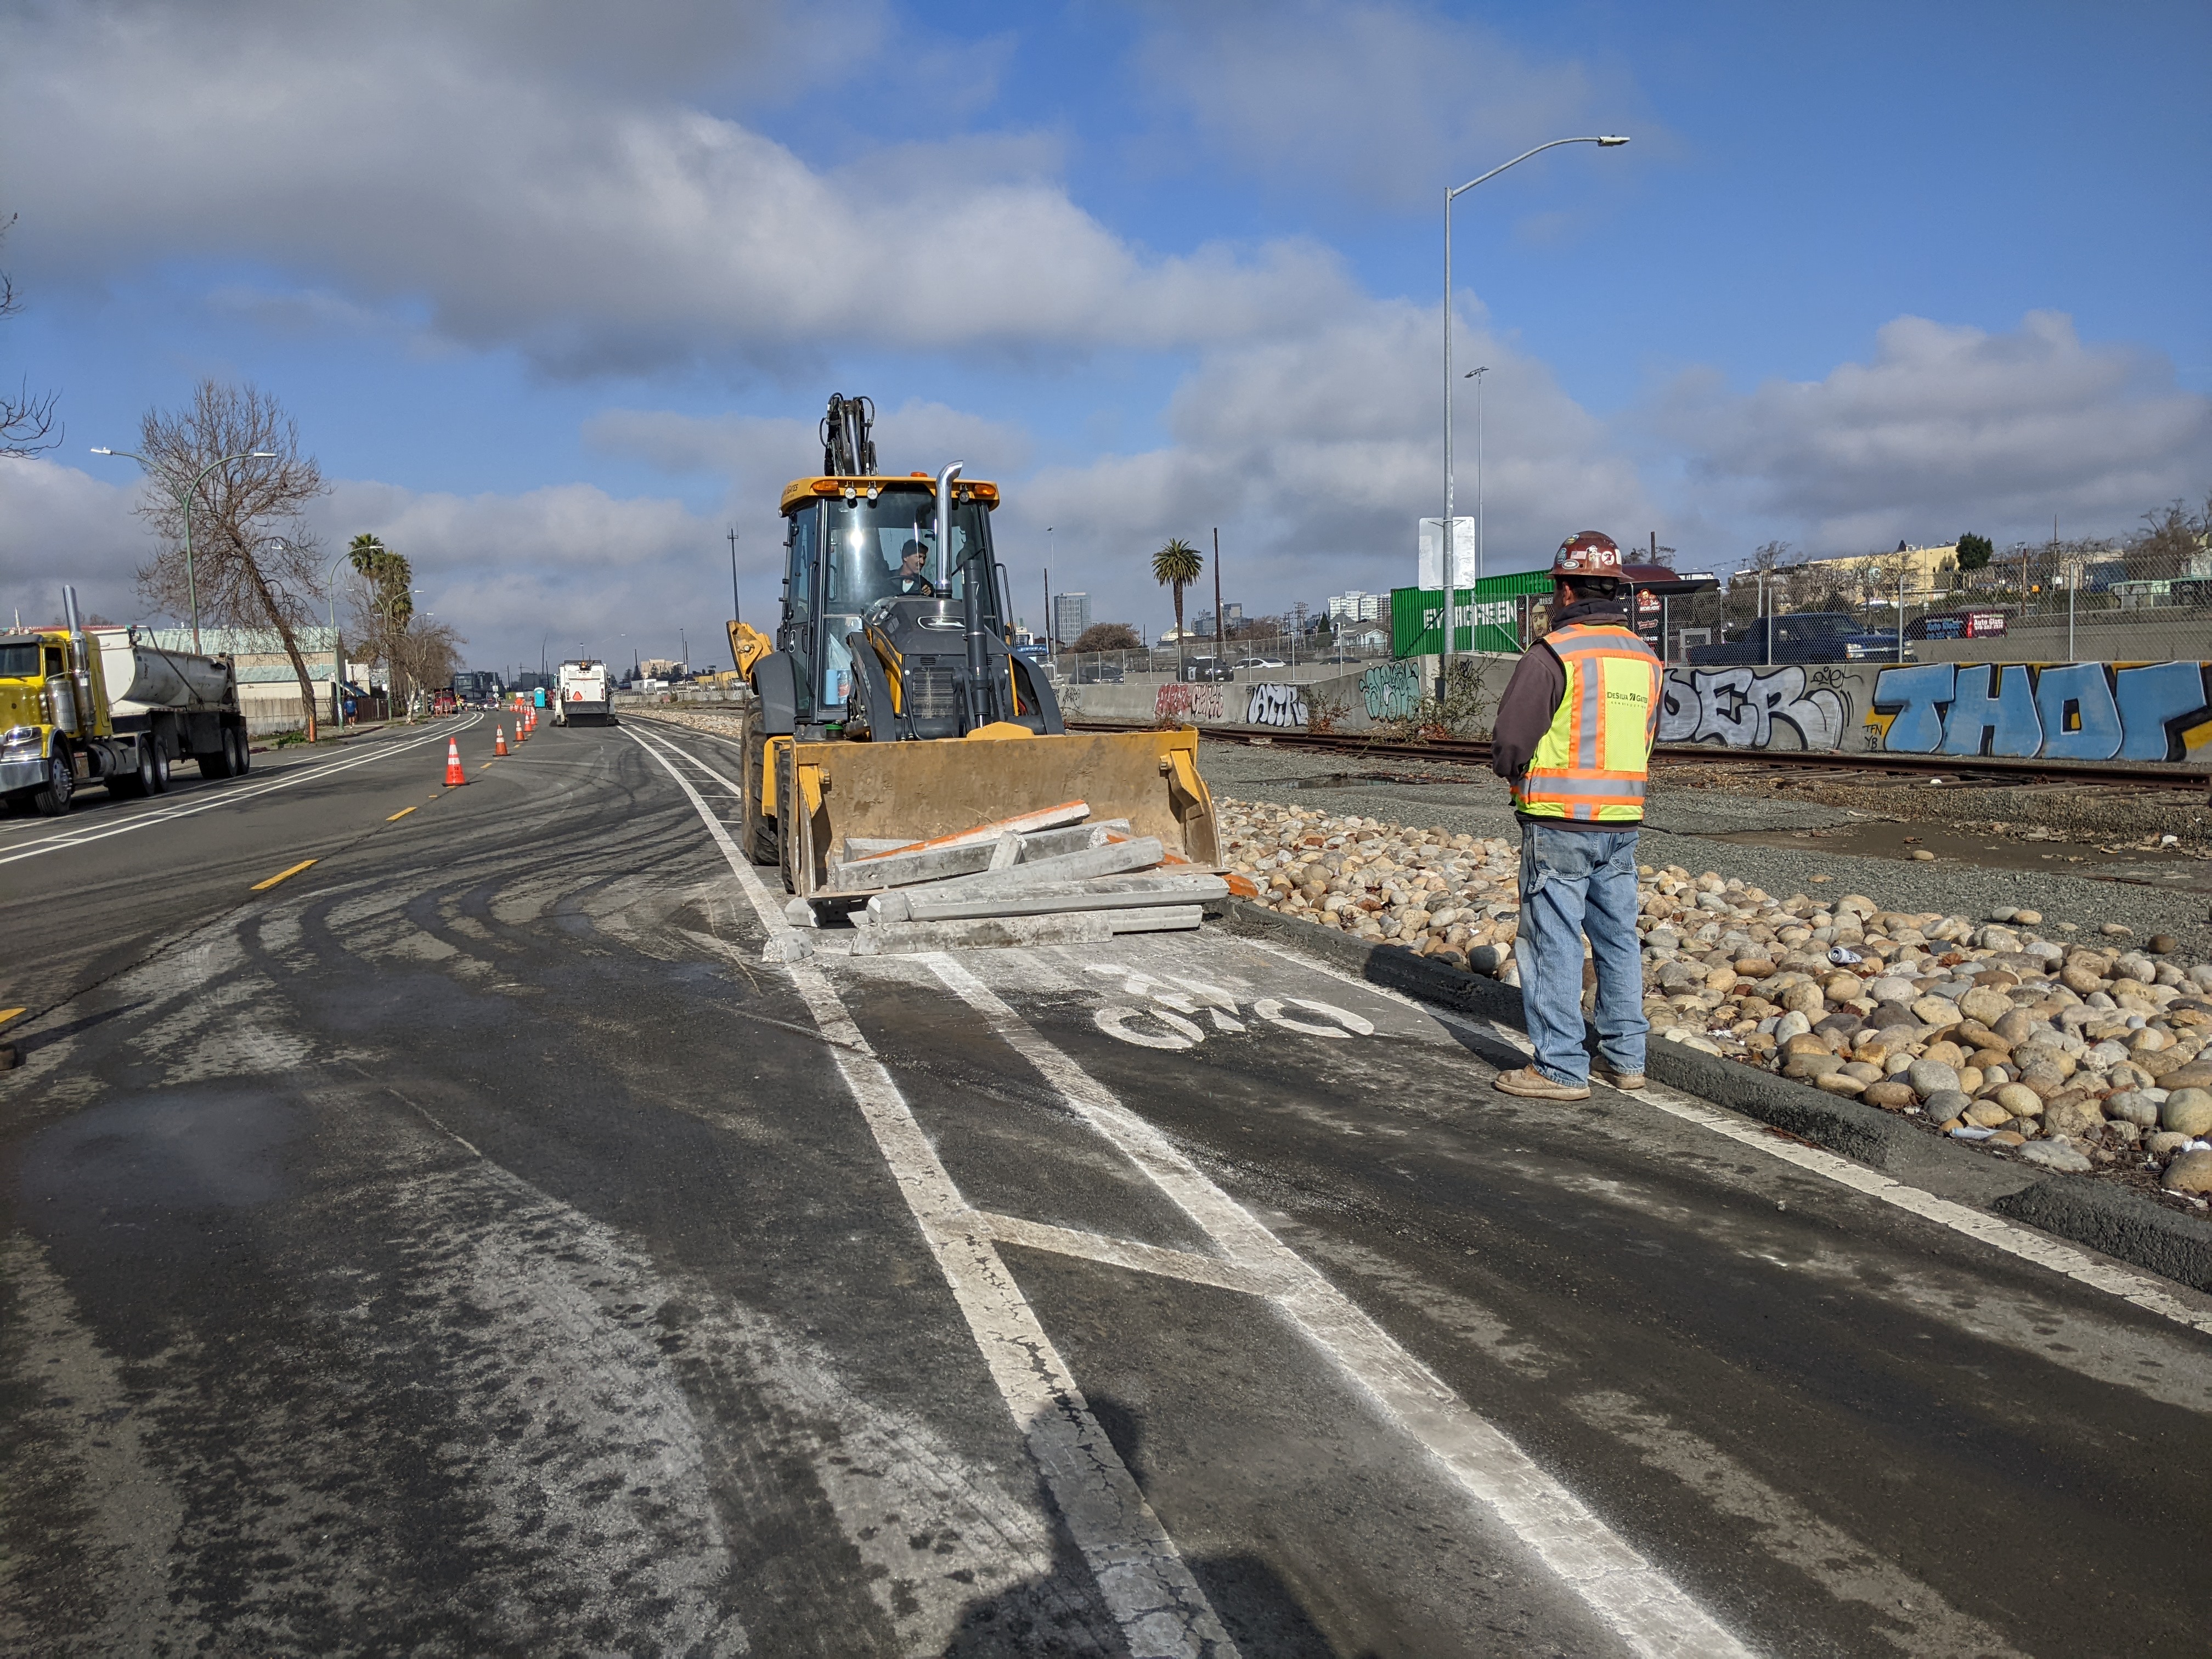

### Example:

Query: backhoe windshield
xmin=793 ymin=491 xmax=999 ymax=712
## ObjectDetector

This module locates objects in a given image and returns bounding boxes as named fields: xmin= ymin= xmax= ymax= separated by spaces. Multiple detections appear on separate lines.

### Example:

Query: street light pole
xmin=91 ymin=447 xmax=277 ymax=653
xmin=1442 ymin=134 xmax=1627 ymax=699
xmin=323 ymin=550 xmax=353 ymax=732
xmin=726 ymin=526 xmax=741 ymax=625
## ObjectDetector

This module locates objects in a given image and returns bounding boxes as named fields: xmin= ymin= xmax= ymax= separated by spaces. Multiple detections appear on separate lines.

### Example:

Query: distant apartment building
xmin=1327 ymin=591 xmax=1384 ymax=623
xmin=1051 ymin=591 xmax=1091 ymax=644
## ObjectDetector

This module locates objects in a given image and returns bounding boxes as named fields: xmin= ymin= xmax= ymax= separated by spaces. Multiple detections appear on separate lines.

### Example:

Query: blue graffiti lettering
xmin=1939 ymin=664 xmax=2042 ymax=757
xmin=2113 ymin=662 xmax=2212 ymax=762
xmin=2032 ymin=662 xmax=2123 ymax=760
xmin=1871 ymin=662 xmax=1953 ymax=753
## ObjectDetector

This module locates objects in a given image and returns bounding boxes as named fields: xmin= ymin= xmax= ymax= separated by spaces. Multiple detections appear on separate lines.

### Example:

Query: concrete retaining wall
xmin=1658 ymin=659 xmax=2212 ymax=765
xmin=1058 ymin=654 xmax=1521 ymax=733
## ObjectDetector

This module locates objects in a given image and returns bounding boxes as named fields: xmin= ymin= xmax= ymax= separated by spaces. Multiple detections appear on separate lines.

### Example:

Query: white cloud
xmin=0 ymin=455 xmax=756 ymax=673
xmin=1 ymin=460 xmax=149 ymax=629
xmin=1132 ymin=1 xmax=1641 ymax=215
xmin=996 ymin=298 xmax=1653 ymax=629
xmin=2 ymin=2 xmax=1356 ymax=376
xmin=1658 ymin=311 xmax=2212 ymax=551
xmin=586 ymin=398 xmax=1035 ymax=482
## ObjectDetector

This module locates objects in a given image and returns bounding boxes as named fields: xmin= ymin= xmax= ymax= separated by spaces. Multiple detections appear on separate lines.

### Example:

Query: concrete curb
xmin=1214 ymin=896 xmax=2212 ymax=1294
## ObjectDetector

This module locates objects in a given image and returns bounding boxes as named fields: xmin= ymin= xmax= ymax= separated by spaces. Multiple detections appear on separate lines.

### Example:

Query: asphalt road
xmin=3 ymin=713 xmax=2208 ymax=1658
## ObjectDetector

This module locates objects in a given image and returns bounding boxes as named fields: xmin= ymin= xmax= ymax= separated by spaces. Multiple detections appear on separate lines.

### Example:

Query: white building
xmin=1327 ymin=591 xmax=1385 ymax=623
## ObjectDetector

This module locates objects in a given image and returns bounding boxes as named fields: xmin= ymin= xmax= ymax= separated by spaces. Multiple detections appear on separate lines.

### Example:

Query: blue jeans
xmin=1516 ymin=822 xmax=1647 ymax=1085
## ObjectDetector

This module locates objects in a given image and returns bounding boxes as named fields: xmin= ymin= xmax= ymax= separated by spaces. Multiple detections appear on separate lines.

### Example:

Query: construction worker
xmin=1487 ymin=530 xmax=1662 ymax=1101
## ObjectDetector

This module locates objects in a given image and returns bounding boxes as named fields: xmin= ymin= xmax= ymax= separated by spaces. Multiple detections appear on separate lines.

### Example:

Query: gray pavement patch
xmin=1215 ymin=896 xmax=2212 ymax=1301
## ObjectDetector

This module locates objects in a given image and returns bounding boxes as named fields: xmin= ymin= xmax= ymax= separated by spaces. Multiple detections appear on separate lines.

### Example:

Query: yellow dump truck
xmin=732 ymin=395 xmax=1218 ymax=897
xmin=1 ymin=586 xmax=251 ymax=815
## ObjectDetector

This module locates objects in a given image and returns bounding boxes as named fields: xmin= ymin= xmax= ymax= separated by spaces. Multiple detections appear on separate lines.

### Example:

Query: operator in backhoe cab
xmin=895 ymin=539 xmax=938 ymax=597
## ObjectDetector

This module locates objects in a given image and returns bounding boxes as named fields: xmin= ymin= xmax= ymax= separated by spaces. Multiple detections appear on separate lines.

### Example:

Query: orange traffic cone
xmin=494 ymin=724 xmax=507 ymax=755
xmin=444 ymin=738 xmax=466 ymax=787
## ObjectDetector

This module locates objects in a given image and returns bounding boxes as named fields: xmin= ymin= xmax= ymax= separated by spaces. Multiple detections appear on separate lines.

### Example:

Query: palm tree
xmin=1152 ymin=538 xmax=1203 ymax=680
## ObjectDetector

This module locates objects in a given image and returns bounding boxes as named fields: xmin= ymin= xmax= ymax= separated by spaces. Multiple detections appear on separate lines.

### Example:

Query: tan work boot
xmin=1493 ymin=1065 xmax=1592 ymax=1101
xmin=1593 ymin=1063 xmax=1647 ymax=1091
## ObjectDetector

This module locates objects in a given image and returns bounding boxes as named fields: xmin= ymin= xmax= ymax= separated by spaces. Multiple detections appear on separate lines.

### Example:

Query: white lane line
xmin=628 ymin=727 xmax=1238 ymax=1659
xmin=1237 ymin=934 xmax=2212 ymax=1340
xmin=973 ymin=1210 xmax=1290 ymax=1297
xmin=0 ymin=716 xmax=478 ymax=868
xmin=922 ymin=952 xmax=1756 ymax=1659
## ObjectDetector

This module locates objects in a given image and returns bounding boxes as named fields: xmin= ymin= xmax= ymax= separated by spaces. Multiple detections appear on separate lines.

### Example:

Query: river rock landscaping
xmin=1217 ymin=797 xmax=2212 ymax=1211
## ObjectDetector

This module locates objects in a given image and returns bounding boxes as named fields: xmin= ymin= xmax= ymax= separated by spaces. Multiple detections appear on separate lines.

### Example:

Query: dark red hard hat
xmin=1551 ymin=531 xmax=1623 ymax=578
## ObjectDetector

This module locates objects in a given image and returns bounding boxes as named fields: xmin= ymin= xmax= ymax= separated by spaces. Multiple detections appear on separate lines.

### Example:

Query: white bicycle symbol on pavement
xmin=1084 ymin=963 xmax=1375 ymax=1051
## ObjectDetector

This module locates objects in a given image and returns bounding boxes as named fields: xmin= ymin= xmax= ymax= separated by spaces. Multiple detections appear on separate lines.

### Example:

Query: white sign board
xmin=1417 ymin=518 xmax=1476 ymax=591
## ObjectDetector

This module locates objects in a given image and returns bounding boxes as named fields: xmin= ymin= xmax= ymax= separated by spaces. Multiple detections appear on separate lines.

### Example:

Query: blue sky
xmin=3 ymin=0 xmax=2207 ymax=673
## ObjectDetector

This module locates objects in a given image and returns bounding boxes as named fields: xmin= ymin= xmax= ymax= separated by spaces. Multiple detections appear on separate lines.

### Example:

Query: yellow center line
xmin=387 ymin=805 xmax=418 ymax=821
xmin=251 ymin=859 xmax=318 ymax=891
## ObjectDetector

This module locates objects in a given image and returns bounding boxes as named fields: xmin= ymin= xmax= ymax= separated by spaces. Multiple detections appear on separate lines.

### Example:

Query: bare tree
xmin=390 ymin=616 xmax=465 ymax=706
xmin=1 ymin=213 xmax=61 ymax=457
xmin=2129 ymin=492 xmax=2212 ymax=579
xmin=132 ymin=381 xmax=330 ymax=739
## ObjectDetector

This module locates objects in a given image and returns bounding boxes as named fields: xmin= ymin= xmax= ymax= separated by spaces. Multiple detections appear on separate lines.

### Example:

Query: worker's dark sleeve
xmin=1488 ymin=645 xmax=1564 ymax=781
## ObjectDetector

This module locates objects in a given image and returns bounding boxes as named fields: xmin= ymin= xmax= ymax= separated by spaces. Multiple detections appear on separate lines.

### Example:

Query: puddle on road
xmin=1703 ymin=820 xmax=2212 ymax=890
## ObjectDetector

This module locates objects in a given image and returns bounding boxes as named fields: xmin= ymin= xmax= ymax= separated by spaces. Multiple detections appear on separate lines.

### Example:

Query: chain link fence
xmin=1046 ymin=625 xmax=1396 ymax=688
xmin=1670 ymin=526 xmax=2212 ymax=665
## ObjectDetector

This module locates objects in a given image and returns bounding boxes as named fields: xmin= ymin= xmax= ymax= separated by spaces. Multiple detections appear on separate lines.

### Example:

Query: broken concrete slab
xmin=874 ymin=873 xmax=1228 ymax=923
xmin=850 ymin=903 xmax=1204 ymax=956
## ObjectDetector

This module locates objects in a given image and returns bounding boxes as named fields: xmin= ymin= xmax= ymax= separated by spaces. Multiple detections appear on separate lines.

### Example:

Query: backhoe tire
xmin=741 ymin=725 xmax=778 ymax=868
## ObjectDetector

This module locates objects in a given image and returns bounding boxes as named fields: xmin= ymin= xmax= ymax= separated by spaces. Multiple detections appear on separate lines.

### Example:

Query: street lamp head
xmin=1596 ymin=135 xmax=1630 ymax=146
xmin=249 ymin=451 xmax=276 ymax=459
xmin=90 ymin=446 xmax=114 ymax=455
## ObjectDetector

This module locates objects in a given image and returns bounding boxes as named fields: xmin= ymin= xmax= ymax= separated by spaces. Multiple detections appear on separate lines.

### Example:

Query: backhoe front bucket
xmin=775 ymin=726 xmax=1218 ymax=898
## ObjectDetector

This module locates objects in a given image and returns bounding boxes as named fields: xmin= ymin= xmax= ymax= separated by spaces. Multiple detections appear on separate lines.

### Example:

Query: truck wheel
xmin=31 ymin=754 xmax=74 ymax=816
xmin=232 ymin=730 xmax=252 ymax=776
xmin=149 ymin=749 xmax=172 ymax=793
xmin=110 ymin=748 xmax=153 ymax=798
xmin=197 ymin=738 xmax=233 ymax=780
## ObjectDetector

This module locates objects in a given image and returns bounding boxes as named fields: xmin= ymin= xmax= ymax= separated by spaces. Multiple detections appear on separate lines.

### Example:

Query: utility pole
xmin=1212 ymin=528 xmax=1224 ymax=663
xmin=727 ymin=526 xmax=741 ymax=624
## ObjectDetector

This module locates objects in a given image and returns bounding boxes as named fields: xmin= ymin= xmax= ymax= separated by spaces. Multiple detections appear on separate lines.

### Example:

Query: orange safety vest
xmin=1513 ymin=620 xmax=1661 ymax=823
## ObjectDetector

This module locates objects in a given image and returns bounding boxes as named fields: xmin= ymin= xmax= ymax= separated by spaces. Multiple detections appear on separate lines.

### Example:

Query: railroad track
xmin=1066 ymin=720 xmax=2212 ymax=793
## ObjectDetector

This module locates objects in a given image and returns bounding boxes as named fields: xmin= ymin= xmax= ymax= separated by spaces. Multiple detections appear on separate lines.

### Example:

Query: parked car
xmin=1686 ymin=613 xmax=1912 ymax=665
xmin=1182 ymin=656 xmax=1234 ymax=682
xmin=1074 ymin=664 xmax=1126 ymax=684
xmin=1232 ymin=656 xmax=1287 ymax=670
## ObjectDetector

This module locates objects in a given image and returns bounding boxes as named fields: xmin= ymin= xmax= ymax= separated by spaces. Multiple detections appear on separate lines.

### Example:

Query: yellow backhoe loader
xmin=728 ymin=393 xmax=1218 ymax=898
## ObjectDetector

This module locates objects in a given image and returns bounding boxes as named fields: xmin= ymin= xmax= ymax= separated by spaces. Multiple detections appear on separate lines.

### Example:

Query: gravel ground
xmin=1203 ymin=738 xmax=2212 ymax=1216
xmin=1199 ymin=738 xmax=2212 ymax=959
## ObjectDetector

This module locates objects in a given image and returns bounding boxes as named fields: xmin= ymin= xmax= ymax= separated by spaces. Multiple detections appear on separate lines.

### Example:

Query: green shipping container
xmin=1391 ymin=573 xmax=1550 ymax=658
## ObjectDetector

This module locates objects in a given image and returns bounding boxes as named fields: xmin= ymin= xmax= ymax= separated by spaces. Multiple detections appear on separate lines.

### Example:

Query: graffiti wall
xmin=1867 ymin=661 xmax=2212 ymax=762
xmin=1659 ymin=664 xmax=1857 ymax=751
xmin=1362 ymin=661 xmax=1423 ymax=721
xmin=1656 ymin=660 xmax=2212 ymax=763
xmin=1243 ymin=682 xmax=1309 ymax=728
xmin=1154 ymin=681 xmax=1226 ymax=723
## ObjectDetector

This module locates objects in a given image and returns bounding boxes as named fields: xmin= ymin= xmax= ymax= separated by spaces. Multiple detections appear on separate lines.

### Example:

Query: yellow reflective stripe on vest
xmin=1514 ymin=623 xmax=1660 ymax=823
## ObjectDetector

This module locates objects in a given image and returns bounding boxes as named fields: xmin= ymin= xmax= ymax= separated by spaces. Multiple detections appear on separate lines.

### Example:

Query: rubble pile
xmin=823 ymin=802 xmax=1226 ymax=955
xmin=1217 ymin=799 xmax=2212 ymax=1203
